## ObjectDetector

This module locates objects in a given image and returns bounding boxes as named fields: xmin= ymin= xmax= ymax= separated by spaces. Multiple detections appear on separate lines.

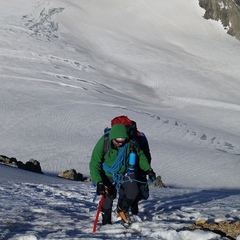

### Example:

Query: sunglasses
xmin=114 ymin=138 xmax=126 ymax=144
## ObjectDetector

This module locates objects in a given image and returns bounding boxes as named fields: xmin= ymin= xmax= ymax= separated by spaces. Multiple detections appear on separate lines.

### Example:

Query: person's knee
xmin=122 ymin=175 xmax=139 ymax=200
xmin=125 ymin=187 xmax=139 ymax=200
xmin=102 ymin=195 xmax=114 ymax=210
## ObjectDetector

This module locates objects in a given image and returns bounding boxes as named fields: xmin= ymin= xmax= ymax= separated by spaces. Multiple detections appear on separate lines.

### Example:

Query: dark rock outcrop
xmin=0 ymin=155 xmax=43 ymax=174
xmin=199 ymin=0 xmax=240 ymax=40
xmin=0 ymin=155 xmax=87 ymax=181
xmin=25 ymin=158 xmax=43 ymax=174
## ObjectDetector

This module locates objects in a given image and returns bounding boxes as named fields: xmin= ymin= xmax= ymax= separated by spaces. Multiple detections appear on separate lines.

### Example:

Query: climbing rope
xmin=102 ymin=143 xmax=128 ymax=190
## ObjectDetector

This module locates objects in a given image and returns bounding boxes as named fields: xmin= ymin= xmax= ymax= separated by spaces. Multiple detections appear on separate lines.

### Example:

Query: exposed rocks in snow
xmin=0 ymin=155 xmax=88 ymax=181
xmin=188 ymin=220 xmax=240 ymax=240
xmin=58 ymin=169 xmax=87 ymax=181
xmin=0 ymin=155 xmax=43 ymax=174
xmin=25 ymin=158 xmax=43 ymax=174
xmin=148 ymin=175 xmax=167 ymax=188
xmin=199 ymin=0 xmax=240 ymax=40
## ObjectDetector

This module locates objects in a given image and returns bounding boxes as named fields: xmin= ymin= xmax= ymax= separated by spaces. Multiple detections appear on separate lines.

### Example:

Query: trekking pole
xmin=92 ymin=187 xmax=108 ymax=233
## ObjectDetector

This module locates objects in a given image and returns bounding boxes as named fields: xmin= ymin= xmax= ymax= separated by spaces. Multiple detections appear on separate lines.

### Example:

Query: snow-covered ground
xmin=1 ymin=0 xmax=240 ymax=239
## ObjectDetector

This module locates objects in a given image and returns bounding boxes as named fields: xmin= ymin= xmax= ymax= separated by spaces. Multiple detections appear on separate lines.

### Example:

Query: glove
xmin=147 ymin=169 xmax=156 ymax=182
xmin=96 ymin=181 xmax=105 ymax=195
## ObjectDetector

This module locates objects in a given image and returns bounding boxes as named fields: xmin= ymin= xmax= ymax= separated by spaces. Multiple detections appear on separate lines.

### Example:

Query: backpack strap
xmin=103 ymin=127 xmax=111 ymax=156
xmin=103 ymin=134 xmax=109 ymax=156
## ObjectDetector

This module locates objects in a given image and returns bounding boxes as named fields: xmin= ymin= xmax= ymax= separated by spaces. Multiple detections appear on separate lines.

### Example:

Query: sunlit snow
xmin=1 ymin=0 xmax=240 ymax=239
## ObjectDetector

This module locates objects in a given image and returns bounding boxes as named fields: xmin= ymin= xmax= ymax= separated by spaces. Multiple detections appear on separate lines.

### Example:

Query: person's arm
xmin=137 ymin=146 xmax=156 ymax=181
xmin=89 ymin=137 xmax=105 ymax=185
xmin=137 ymin=147 xmax=151 ymax=171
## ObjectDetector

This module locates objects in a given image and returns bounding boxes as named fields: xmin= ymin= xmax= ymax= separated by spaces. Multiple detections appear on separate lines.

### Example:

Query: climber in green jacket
xmin=90 ymin=123 xmax=156 ymax=226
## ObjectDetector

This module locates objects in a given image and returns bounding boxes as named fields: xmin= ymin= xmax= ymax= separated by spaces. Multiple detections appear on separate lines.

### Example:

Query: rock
xmin=188 ymin=220 xmax=240 ymax=239
xmin=0 ymin=155 xmax=43 ymax=174
xmin=58 ymin=169 xmax=86 ymax=181
xmin=85 ymin=176 xmax=92 ymax=182
xmin=17 ymin=161 xmax=26 ymax=170
xmin=148 ymin=175 xmax=167 ymax=188
xmin=195 ymin=219 xmax=207 ymax=226
xmin=0 ymin=155 xmax=18 ymax=167
xmin=25 ymin=158 xmax=43 ymax=174
xmin=199 ymin=0 xmax=240 ymax=40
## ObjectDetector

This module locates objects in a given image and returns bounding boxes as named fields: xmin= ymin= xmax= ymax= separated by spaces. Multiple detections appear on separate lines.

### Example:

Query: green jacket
xmin=89 ymin=124 xmax=151 ymax=185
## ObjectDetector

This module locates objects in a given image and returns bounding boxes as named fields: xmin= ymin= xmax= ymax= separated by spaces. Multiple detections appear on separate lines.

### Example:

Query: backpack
xmin=112 ymin=115 xmax=137 ymax=139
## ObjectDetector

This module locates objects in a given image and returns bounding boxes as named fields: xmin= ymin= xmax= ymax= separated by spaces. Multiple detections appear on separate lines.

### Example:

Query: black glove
xmin=96 ymin=181 xmax=105 ymax=195
xmin=147 ymin=169 xmax=156 ymax=182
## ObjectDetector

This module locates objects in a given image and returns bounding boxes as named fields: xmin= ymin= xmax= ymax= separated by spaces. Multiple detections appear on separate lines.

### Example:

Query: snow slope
xmin=0 ymin=0 xmax=240 ymax=239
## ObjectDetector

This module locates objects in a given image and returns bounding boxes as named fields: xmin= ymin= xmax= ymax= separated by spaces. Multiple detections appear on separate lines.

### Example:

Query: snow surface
xmin=1 ymin=0 xmax=240 ymax=239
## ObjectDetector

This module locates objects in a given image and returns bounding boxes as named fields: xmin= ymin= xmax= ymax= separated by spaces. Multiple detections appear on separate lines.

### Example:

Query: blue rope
xmin=122 ymin=171 xmax=154 ymax=187
xmin=121 ymin=178 xmax=148 ymax=185
xmin=121 ymin=176 xmax=149 ymax=189
xmin=102 ymin=143 xmax=128 ymax=190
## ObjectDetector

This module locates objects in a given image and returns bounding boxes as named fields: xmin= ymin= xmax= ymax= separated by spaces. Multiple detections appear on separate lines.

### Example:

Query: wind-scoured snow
xmin=0 ymin=0 xmax=240 ymax=239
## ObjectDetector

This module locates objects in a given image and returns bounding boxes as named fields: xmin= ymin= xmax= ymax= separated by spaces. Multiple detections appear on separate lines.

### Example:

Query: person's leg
xmin=130 ymin=174 xmax=149 ymax=215
xmin=101 ymin=195 xmax=113 ymax=225
xmin=130 ymin=198 xmax=139 ymax=215
xmin=117 ymin=173 xmax=139 ymax=224
xmin=101 ymin=181 xmax=117 ymax=225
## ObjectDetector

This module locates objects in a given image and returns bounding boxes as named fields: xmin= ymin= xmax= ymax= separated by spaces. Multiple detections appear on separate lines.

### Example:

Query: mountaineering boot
xmin=116 ymin=195 xmax=133 ymax=226
xmin=116 ymin=206 xmax=131 ymax=227
xmin=102 ymin=208 xmax=112 ymax=225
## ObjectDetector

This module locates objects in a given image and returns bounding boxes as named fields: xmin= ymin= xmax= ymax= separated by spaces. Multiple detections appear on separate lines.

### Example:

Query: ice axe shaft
xmin=92 ymin=194 xmax=104 ymax=233
xmin=92 ymin=187 xmax=108 ymax=233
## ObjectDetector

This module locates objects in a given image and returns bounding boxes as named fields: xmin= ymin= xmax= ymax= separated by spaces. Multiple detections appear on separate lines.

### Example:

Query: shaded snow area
xmin=1 ymin=166 xmax=239 ymax=240
xmin=1 ymin=0 xmax=240 ymax=239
